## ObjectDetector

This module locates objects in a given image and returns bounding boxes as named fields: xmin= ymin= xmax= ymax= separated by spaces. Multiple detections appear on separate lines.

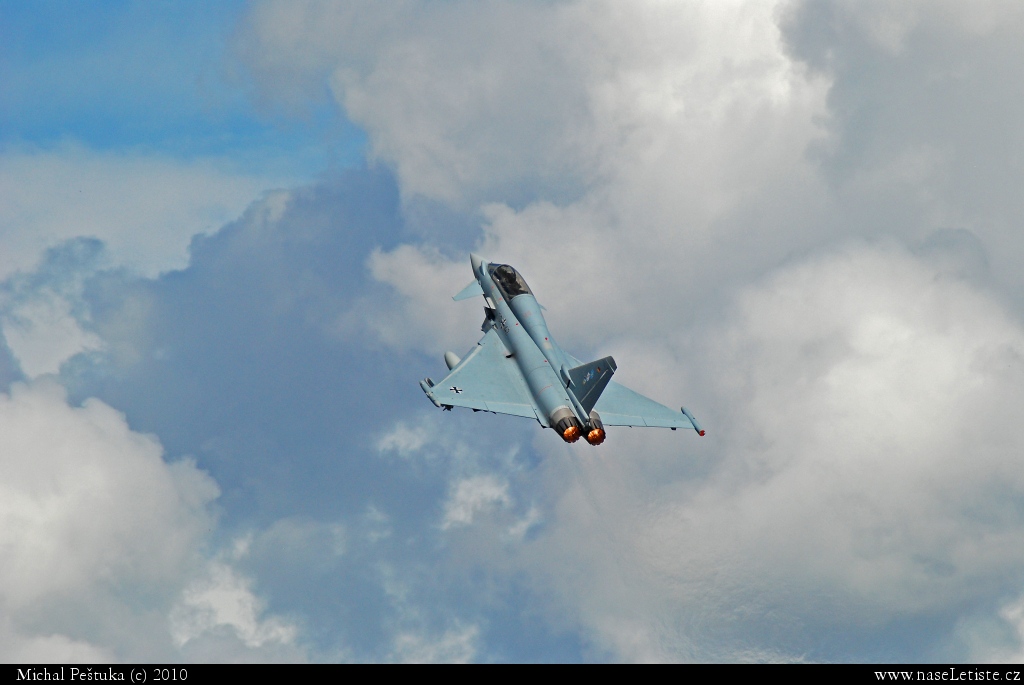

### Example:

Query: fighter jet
xmin=419 ymin=254 xmax=705 ymax=445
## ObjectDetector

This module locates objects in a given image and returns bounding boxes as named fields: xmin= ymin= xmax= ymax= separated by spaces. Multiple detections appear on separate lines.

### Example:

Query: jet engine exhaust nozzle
xmin=585 ymin=411 xmax=605 ymax=445
xmin=554 ymin=417 xmax=582 ymax=443
xmin=552 ymin=407 xmax=583 ymax=443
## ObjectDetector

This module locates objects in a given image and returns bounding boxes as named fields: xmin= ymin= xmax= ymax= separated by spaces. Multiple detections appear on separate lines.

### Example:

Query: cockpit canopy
xmin=489 ymin=264 xmax=533 ymax=299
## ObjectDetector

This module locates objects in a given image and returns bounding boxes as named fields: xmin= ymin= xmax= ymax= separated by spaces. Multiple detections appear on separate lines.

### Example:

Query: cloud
xmin=3 ymin=289 xmax=105 ymax=378
xmin=30 ymin=168 xmax=524 ymax=661
xmin=0 ymin=377 xmax=312 ymax=662
xmin=442 ymin=476 xmax=512 ymax=530
xmin=0 ymin=379 xmax=214 ymax=659
xmin=0 ymin=380 xmax=217 ymax=607
xmin=0 ymin=618 xmax=116 ymax=663
xmin=390 ymin=623 xmax=479 ymax=664
xmin=238 ymin=0 xmax=825 ymax=210
xmin=376 ymin=420 xmax=431 ymax=458
xmin=230 ymin=0 xmax=1024 ymax=661
xmin=356 ymin=241 xmax=1024 ymax=662
xmin=780 ymin=0 xmax=1024 ymax=297
xmin=257 ymin=0 xmax=830 ymax=355
xmin=476 ymin=243 xmax=1024 ymax=661
xmin=1 ymin=0 xmax=1017 ymax=663
xmin=364 ymin=246 xmax=485 ymax=355
xmin=55 ymin=171 xmax=410 ymax=524
xmin=0 ymin=145 xmax=291 ymax=280
xmin=1 ymin=239 xmax=109 ymax=378
xmin=171 ymin=561 xmax=298 ymax=651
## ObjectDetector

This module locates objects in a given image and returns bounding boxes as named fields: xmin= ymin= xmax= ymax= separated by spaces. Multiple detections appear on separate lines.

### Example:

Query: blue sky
xmin=3 ymin=0 xmax=1024 ymax=663
xmin=0 ymin=0 xmax=362 ymax=175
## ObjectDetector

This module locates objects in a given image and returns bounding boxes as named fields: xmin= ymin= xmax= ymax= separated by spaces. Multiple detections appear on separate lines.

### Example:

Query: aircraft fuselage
xmin=473 ymin=256 xmax=596 ymax=442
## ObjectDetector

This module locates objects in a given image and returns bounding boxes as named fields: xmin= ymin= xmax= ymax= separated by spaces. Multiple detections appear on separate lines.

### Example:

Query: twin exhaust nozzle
xmin=555 ymin=410 xmax=605 ymax=445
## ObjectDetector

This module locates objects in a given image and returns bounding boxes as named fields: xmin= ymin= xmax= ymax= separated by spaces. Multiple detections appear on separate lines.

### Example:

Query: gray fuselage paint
xmin=480 ymin=267 xmax=577 ymax=427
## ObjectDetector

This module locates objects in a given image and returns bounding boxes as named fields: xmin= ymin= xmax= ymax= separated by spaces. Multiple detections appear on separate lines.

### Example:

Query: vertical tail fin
xmin=564 ymin=356 xmax=617 ymax=415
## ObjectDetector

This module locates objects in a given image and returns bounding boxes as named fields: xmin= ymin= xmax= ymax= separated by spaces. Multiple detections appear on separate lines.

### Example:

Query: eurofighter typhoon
xmin=419 ymin=254 xmax=705 ymax=445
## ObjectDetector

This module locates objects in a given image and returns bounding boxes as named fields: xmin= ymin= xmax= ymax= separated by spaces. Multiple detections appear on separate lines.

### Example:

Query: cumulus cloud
xmin=364 ymin=246 xmax=485 ymax=355
xmin=0 ymin=0 xmax=1007 ymax=663
xmin=452 ymin=243 xmax=1020 ymax=662
xmin=249 ymin=0 xmax=831 ymax=355
xmin=0 ymin=378 xmax=311 ymax=662
xmin=228 ymin=0 xmax=1024 ymax=661
xmin=238 ymin=0 xmax=1024 ymax=342
xmin=238 ymin=0 xmax=826 ymax=212
xmin=237 ymin=0 xmax=594 ymax=205
xmin=0 ymin=379 xmax=213 ymax=659
xmin=0 ymin=618 xmax=117 ymax=663
xmin=0 ymin=145 xmax=290 ymax=280
xmin=781 ymin=0 xmax=1024 ymax=297
xmin=2 ymin=290 xmax=105 ymax=378
xmin=1 ymin=239 xmax=108 ymax=378
xmin=26 ymin=169 xmax=527 ymax=662
xmin=0 ymin=380 xmax=216 ymax=607
xmin=719 ymin=243 xmax=1024 ymax=612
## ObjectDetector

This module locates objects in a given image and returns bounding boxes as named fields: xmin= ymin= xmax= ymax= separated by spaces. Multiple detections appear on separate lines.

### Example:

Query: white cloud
xmin=239 ymin=0 xmax=825 ymax=209
xmin=0 ymin=380 xmax=217 ymax=609
xmin=0 ymin=378 xmax=312 ymax=662
xmin=359 ymin=243 xmax=1024 ymax=661
xmin=0 ymin=145 xmax=289 ymax=280
xmin=373 ymin=559 xmax=481 ymax=663
xmin=0 ymin=618 xmax=116 ymax=663
xmin=365 ymin=246 xmax=484 ymax=355
xmin=966 ymin=595 xmax=1024 ymax=663
xmin=376 ymin=419 xmax=431 ymax=458
xmin=293 ymin=0 xmax=830 ymax=354
xmin=0 ymin=235 xmax=110 ymax=378
xmin=0 ymin=379 xmax=218 ymax=659
xmin=390 ymin=624 xmax=479 ymax=664
xmin=442 ymin=475 xmax=512 ymax=530
xmin=170 ymin=561 xmax=298 ymax=650
xmin=781 ymin=0 xmax=1024 ymax=296
xmin=948 ymin=593 xmax=1024 ymax=663
xmin=497 ymin=244 xmax=1024 ymax=661
xmin=2 ymin=292 xmax=104 ymax=377
xmin=197 ymin=0 xmax=1024 ymax=661
xmin=506 ymin=506 xmax=542 ymax=541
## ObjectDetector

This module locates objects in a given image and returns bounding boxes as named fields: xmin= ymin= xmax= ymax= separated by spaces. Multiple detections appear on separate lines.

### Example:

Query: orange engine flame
xmin=586 ymin=428 xmax=606 ymax=446
xmin=561 ymin=425 xmax=581 ymax=443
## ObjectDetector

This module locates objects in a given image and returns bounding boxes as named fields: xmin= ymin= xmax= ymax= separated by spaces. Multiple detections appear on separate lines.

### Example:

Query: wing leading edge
xmin=420 ymin=328 xmax=541 ymax=421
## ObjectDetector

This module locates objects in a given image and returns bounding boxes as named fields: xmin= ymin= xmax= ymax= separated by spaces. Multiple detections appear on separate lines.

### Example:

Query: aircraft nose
xmin=470 ymin=253 xmax=484 ymax=273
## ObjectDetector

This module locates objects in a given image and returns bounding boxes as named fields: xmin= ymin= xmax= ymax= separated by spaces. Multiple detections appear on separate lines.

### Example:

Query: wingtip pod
xmin=680 ymin=407 xmax=705 ymax=436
